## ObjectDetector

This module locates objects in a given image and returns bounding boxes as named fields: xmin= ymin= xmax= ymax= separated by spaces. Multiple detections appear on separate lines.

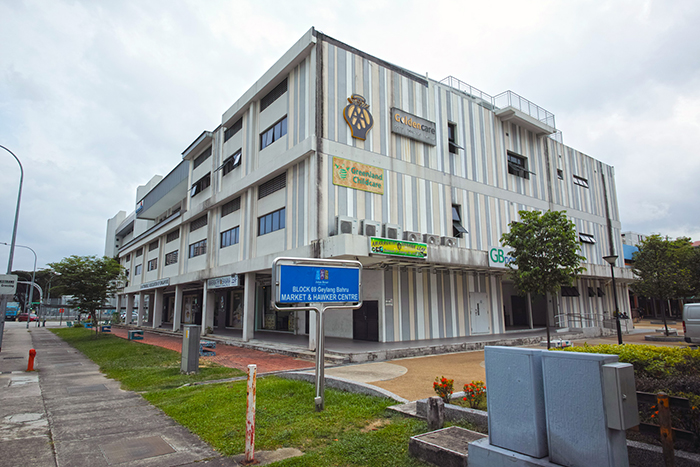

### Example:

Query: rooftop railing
xmin=440 ymin=76 xmax=557 ymax=130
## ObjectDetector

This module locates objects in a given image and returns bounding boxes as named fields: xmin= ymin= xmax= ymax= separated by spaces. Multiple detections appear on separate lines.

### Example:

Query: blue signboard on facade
xmin=277 ymin=264 xmax=360 ymax=304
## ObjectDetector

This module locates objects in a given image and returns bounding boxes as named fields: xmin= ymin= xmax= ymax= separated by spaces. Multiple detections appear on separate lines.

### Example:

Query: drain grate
xmin=2 ymin=357 xmax=23 ymax=360
xmin=100 ymin=436 xmax=175 ymax=464
xmin=66 ymin=384 xmax=108 ymax=395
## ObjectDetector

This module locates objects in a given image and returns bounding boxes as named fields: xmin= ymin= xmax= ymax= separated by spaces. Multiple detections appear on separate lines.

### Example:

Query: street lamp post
xmin=0 ymin=145 xmax=23 ymax=352
xmin=1 ymin=243 xmax=38 ymax=329
xmin=603 ymin=254 xmax=623 ymax=345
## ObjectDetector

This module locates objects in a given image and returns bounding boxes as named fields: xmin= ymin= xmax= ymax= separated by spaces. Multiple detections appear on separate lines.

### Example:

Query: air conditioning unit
xmin=403 ymin=231 xmax=422 ymax=242
xmin=361 ymin=220 xmax=381 ymax=237
xmin=423 ymin=234 xmax=441 ymax=246
xmin=383 ymin=223 xmax=403 ymax=240
xmin=441 ymin=236 xmax=459 ymax=248
xmin=336 ymin=216 xmax=358 ymax=235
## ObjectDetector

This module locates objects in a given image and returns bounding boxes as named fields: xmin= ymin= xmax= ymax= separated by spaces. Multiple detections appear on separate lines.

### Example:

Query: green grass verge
xmin=145 ymin=377 xmax=430 ymax=466
xmin=51 ymin=327 xmax=433 ymax=466
xmin=51 ymin=327 xmax=244 ymax=391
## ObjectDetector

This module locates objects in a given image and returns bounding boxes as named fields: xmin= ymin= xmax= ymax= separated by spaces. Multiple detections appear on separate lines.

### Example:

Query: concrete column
xmin=242 ymin=272 xmax=256 ymax=342
xmin=116 ymin=295 xmax=122 ymax=320
xmin=308 ymin=309 xmax=317 ymax=351
xmin=152 ymin=288 xmax=164 ymax=329
xmin=202 ymin=281 xmax=215 ymax=335
xmin=173 ymin=284 xmax=183 ymax=332
xmin=137 ymin=291 xmax=144 ymax=326
xmin=126 ymin=294 xmax=135 ymax=324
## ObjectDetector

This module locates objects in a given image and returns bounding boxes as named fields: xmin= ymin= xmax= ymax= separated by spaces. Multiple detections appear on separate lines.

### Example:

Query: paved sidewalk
xmin=110 ymin=327 xmax=314 ymax=373
xmin=0 ymin=322 xmax=238 ymax=467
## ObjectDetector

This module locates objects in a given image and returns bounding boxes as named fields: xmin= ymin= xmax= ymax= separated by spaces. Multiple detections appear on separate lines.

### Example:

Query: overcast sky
xmin=1 ymin=0 xmax=699 ymax=272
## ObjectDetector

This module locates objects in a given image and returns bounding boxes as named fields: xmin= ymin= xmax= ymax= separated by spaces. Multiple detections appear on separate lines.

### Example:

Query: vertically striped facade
xmin=107 ymin=28 xmax=633 ymax=345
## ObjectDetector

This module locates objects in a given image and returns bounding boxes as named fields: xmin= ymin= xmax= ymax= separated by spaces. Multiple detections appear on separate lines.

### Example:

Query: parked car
xmin=17 ymin=313 xmax=38 ymax=322
xmin=683 ymin=303 xmax=700 ymax=344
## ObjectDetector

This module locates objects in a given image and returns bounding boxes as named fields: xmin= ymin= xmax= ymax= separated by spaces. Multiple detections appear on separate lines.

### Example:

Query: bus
xmin=5 ymin=302 xmax=20 ymax=321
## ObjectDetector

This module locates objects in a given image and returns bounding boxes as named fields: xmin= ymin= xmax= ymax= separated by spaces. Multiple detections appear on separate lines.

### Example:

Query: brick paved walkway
xmin=112 ymin=328 xmax=314 ymax=373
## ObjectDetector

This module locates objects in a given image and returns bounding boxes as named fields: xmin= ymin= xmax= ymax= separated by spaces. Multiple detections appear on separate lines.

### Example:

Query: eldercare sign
xmin=332 ymin=156 xmax=384 ymax=195
xmin=391 ymin=108 xmax=437 ymax=146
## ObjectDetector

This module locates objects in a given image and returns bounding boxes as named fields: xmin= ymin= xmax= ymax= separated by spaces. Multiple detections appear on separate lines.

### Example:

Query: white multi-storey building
xmin=106 ymin=28 xmax=633 ymax=346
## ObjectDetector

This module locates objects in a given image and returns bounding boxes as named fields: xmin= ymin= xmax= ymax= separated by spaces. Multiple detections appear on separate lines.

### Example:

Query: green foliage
xmin=631 ymin=235 xmax=697 ymax=300
xmin=500 ymin=210 xmax=586 ymax=297
xmin=433 ymin=376 xmax=454 ymax=404
xmin=563 ymin=344 xmax=700 ymax=379
xmin=51 ymin=327 xmax=243 ymax=391
xmin=49 ymin=255 xmax=124 ymax=327
xmin=463 ymin=381 xmax=487 ymax=409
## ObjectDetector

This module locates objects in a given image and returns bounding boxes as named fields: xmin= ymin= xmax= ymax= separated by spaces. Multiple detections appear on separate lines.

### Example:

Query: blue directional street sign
xmin=277 ymin=264 xmax=360 ymax=304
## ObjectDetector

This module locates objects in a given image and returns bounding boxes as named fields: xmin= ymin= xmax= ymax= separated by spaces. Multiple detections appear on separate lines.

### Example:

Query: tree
xmin=48 ymin=256 xmax=124 ymax=332
xmin=500 ymin=210 xmax=586 ymax=348
xmin=631 ymin=235 xmax=695 ymax=335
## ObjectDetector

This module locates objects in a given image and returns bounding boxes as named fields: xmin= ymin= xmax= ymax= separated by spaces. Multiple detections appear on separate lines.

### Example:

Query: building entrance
xmin=353 ymin=301 xmax=378 ymax=341
xmin=256 ymin=278 xmax=294 ymax=332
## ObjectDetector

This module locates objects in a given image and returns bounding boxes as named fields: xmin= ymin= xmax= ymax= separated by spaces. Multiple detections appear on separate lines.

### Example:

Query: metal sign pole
xmin=271 ymin=257 xmax=362 ymax=412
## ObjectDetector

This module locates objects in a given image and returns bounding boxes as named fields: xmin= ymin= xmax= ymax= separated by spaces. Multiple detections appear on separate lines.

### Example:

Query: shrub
xmin=463 ymin=380 xmax=487 ymax=409
xmin=433 ymin=376 xmax=454 ymax=404
xmin=563 ymin=344 xmax=700 ymax=379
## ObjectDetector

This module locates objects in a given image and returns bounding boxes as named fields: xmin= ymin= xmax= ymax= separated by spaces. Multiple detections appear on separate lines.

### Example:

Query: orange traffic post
xmin=27 ymin=348 xmax=36 ymax=371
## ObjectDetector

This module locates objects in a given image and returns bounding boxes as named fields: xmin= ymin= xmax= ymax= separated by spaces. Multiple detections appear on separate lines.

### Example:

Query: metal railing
xmin=555 ymin=311 xmax=608 ymax=329
xmin=493 ymin=91 xmax=556 ymax=128
xmin=440 ymin=76 xmax=494 ymax=106
xmin=440 ymin=76 xmax=557 ymax=130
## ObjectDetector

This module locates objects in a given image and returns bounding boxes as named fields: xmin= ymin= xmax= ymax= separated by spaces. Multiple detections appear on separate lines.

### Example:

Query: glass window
xmin=258 ymin=208 xmax=286 ymax=236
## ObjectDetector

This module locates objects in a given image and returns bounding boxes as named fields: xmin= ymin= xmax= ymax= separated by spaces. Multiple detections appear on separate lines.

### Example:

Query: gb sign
xmin=488 ymin=246 xmax=516 ymax=269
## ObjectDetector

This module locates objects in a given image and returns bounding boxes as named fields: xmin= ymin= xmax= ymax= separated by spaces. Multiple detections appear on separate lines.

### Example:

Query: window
xmin=561 ymin=286 xmax=580 ymax=297
xmin=147 ymin=258 xmax=157 ymax=271
xmin=224 ymin=118 xmax=242 ymax=142
xmin=166 ymin=230 xmax=179 ymax=243
xmin=507 ymin=151 xmax=530 ymax=179
xmin=135 ymin=248 xmax=143 ymax=257
xmin=452 ymin=205 xmax=468 ymax=238
xmin=165 ymin=250 xmax=179 ymax=266
xmin=134 ymin=264 xmax=142 ymax=276
xmin=191 ymin=173 xmax=211 ymax=197
xmin=579 ymin=233 xmax=596 ymax=244
xmin=190 ymin=215 xmax=208 ymax=232
xmin=189 ymin=239 xmax=207 ymax=258
xmin=260 ymin=117 xmax=287 ymax=150
xmin=222 ymin=197 xmax=241 ymax=217
xmin=258 ymin=172 xmax=286 ymax=199
xmin=125 ymin=254 xmax=131 ymax=262
xmin=573 ymin=175 xmax=589 ymax=188
xmin=193 ymin=146 xmax=212 ymax=169
xmin=258 ymin=208 xmax=286 ymax=236
xmin=221 ymin=226 xmax=240 ymax=248
xmin=260 ymin=78 xmax=288 ymax=112
xmin=222 ymin=150 xmax=242 ymax=176
xmin=557 ymin=169 xmax=564 ymax=180
xmin=447 ymin=122 xmax=462 ymax=154
xmin=148 ymin=240 xmax=158 ymax=252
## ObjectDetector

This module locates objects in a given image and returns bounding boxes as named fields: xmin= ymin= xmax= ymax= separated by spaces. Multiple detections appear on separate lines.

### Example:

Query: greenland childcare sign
xmin=332 ymin=156 xmax=384 ymax=195
xmin=276 ymin=264 xmax=360 ymax=304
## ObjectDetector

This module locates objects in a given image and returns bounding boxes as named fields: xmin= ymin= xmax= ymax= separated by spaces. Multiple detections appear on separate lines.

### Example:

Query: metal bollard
xmin=27 ymin=349 xmax=36 ymax=371
xmin=245 ymin=364 xmax=257 ymax=463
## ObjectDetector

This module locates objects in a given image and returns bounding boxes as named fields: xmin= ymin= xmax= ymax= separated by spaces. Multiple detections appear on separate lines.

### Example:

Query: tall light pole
xmin=603 ymin=254 xmax=623 ymax=345
xmin=1 ymin=243 xmax=37 ymax=329
xmin=0 ymin=145 xmax=24 ymax=352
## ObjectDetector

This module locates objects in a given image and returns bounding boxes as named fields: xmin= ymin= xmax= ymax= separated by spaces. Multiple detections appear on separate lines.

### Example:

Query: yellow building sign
xmin=333 ymin=156 xmax=384 ymax=195
xmin=369 ymin=237 xmax=427 ymax=259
